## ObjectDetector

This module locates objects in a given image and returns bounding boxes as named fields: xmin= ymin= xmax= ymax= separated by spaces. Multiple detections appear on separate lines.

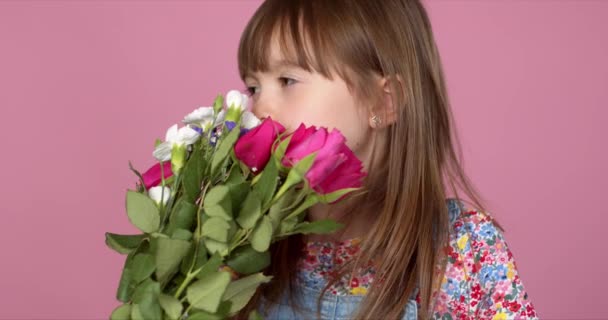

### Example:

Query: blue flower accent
xmin=470 ymin=232 xmax=479 ymax=241
xmin=318 ymin=254 xmax=332 ymax=264
xmin=479 ymin=265 xmax=497 ymax=286
xmin=239 ymin=127 xmax=249 ymax=138
xmin=225 ymin=121 xmax=237 ymax=131
xmin=444 ymin=278 xmax=459 ymax=296
xmin=209 ymin=127 xmax=220 ymax=147
xmin=495 ymin=264 xmax=508 ymax=281
xmin=190 ymin=126 xmax=203 ymax=135
xmin=479 ymin=223 xmax=495 ymax=239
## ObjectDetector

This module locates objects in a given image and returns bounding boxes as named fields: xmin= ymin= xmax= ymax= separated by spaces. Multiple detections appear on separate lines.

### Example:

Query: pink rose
xmin=234 ymin=117 xmax=285 ymax=173
xmin=281 ymin=124 xmax=367 ymax=197
xmin=142 ymin=161 xmax=173 ymax=190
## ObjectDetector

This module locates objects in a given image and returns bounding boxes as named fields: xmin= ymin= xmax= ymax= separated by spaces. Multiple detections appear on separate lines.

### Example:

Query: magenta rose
xmin=141 ymin=161 xmax=173 ymax=190
xmin=234 ymin=117 xmax=285 ymax=173
xmin=281 ymin=124 xmax=367 ymax=197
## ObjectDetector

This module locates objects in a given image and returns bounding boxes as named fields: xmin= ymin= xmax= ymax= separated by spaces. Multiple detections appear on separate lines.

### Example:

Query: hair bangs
xmin=237 ymin=1 xmax=348 ymax=84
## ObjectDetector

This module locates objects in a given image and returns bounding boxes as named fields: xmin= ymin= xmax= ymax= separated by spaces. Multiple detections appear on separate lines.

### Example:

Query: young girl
xmin=233 ymin=0 xmax=538 ymax=319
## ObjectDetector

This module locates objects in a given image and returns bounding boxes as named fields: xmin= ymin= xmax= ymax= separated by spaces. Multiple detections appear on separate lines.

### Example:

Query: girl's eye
xmin=279 ymin=77 xmax=297 ymax=87
xmin=244 ymin=77 xmax=296 ymax=97
xmin=245 ymin=86 xmax=258 ymax=97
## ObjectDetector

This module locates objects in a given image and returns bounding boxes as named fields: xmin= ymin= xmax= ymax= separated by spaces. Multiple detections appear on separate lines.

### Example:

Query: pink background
xmin=0 ymin=1 xmax=605 ymax=319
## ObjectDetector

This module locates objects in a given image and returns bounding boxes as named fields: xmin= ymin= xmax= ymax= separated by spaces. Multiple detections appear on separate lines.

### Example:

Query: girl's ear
xmin=369 ymin=75 xmax=403 ymax=129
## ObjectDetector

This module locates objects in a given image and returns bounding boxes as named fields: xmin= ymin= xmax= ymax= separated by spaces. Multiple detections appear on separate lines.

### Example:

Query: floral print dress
xmin=295 ymin=199 xmax=539 ymax=319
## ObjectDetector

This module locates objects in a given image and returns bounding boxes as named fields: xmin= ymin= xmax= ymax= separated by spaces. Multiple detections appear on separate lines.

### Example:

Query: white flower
xmin=182 ymin=106 xmax=215 ymax=129
xmin=214 ymin=109 xmax=226 ymax=127
xmin=152 ymin=124 xmax=200 ymax=161
xmin=148 ymin=186 xmax=171 ymax=206
xmin=241 ymin=111 xmax=262 ymax=129
xmin=225 ymin=89 xmax=249 ymax=111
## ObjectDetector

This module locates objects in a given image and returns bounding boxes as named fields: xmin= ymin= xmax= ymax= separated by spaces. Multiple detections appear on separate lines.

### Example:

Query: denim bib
xmin=257 ymin=281 xmax=418 ymax=320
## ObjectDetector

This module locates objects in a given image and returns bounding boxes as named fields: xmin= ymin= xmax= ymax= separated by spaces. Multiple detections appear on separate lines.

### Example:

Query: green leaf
xmin=130 ymin=253 xmax=156 ymax=283
xmin=182 ymin=144 xmax=205 ymax=202
xmin=250 ymin=216 xmax=273 ymax=252
xmin=203 ymin=203 xmax=232 ymax=221
xmin=222 ymin=272 xmax=273 ymax=315
xmin=131 ymin=278 xmax=160 ymax=304
xmin=194 ymin=251 xmax=222 ymax=280
xmin=293 ymin=219 xmax=344 ymax=234
xmin=117 ymin=244 xmax=147 ymax=302
xmin=131 ymin=304 xmax=143 ymax=320
xmin=253 ymin=156 xmax=279 ymax=209
xmin=171 ymin=228 xmax=193 ymax=241
xmin=211 ymin=124 xmax=241 ymax=176
xmin=278 ymin=216 xmax=298 ymax=235
xmin=126 ymin=190 xmax=160 ymax=233
xmin=236 ymin=190 xmax=262 ymax=229
xmin=165 ymin=198 xmax=197 ymax=236
xmin=317 ymin=187 xmax=361 ymax=204
xmin=105 ymin=233 xmax=145 ymax=255
xmin=187 ymin=270 xmax=232 ymax=313
xmin=154 ymin=237 xmax=191 ymax=284
xmin=180 ymin=239 xmax=207 ymax=276
xmin=226 ymin=218 xmax=238 ymax=241
xmin=282 ymin=193 xmax=320 ymax=222
xmin=226 ymin=161 xmax=246 ymax=185
xmin=272 ymin=152 xmax=317 ymax=204
xmin=110 ymin=304 xmax=131 ymax=320
xmin=204 ymin=238 xmax=229 ymax=257
xmin=213 ymin=93 xmax=224 ymax=114
xmin=204 ymin=185 xmax=230 ymax=206
xmin=204 ymin=185 xmax=233 ymax=221
xmin=158 ymin=294 xmax=182 ymax=320
xmin=137 ymin=293 xmax=162 ymax=320
xmin=188 ymin=301 xmax=232 ymax=320
xmin=131 ymin=279 xmax=162 ymax=320
xmin=272 ymin=134 xmax=292 ymax=162
xmin=201 ymin=216 xmax=231 ymax=242
xmin=116 ymin=272 xmax=133 ymax=303
xmin=228 ymin=182 xmax=249 ymax=214
xmin=225 ymin=245 xmax=271 ymax=275
xmin=186 ymin=311 xmax=221 ymax=320
xmin=267 ymin=188 xmax=298 ymax=231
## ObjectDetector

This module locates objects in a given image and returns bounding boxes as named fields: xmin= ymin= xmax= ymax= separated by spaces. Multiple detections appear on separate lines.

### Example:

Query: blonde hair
xmin=235 ymin=0 xmax=504 ymax=319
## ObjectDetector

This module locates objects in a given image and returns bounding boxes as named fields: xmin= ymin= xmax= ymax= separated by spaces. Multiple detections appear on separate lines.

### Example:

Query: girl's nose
xmin=251 ymin=94 xmax=274 ymax=121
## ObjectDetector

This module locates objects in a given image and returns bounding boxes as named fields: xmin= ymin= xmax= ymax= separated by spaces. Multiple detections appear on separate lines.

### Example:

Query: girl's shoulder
xmin=431 ymin=198 xmax=539 ymax=319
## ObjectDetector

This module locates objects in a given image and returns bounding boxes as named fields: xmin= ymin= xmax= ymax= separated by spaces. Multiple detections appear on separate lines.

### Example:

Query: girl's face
xmin=243 ymin=34 xmax=377 ymax=167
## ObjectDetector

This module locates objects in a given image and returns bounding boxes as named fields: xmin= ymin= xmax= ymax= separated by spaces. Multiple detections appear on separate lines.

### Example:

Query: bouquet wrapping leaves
xmin=105 ymin=90 xmax=367 ymax=320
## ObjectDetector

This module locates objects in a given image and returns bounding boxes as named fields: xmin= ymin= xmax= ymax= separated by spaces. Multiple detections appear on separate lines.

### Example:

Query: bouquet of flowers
xmin=105 ymin=89 xmax=367 ymax=320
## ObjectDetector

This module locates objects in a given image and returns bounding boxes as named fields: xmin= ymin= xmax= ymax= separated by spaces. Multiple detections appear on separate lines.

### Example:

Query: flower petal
xmin=183 ymin=106 xmax=214 ymax=125
xmin=148 ymin=186 xmax=171 ymax=206
xmin=214 ymin=109 xmax=226 ymax=127
xmin=153 ymin=141 xmax=173 ymax=162
xmin=165 ymin=124 xmax=179 ymax=142
xmin=241 ymin=111 xmax=262 ymax=129
xmin=226 ymin=89 xmax=245 ymax=111
xmin=177 ymin=126 xmax=200 ymax=145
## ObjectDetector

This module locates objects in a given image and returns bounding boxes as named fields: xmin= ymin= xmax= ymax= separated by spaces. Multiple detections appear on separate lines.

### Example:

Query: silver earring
xmin=371 ymin=114 xmax=382 ymax=126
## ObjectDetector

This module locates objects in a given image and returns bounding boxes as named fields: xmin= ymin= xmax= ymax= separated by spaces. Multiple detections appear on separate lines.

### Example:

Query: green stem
xmin=173 ymin=272 xmax=196 ymax=300
xmin=173 ymin=180 xmax=211 ymax=302
xmin=228 ymin=228 xmax=252 ymax=252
